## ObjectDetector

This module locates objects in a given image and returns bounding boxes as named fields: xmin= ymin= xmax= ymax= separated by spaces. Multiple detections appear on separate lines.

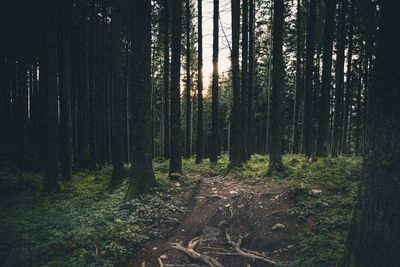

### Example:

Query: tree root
xmin=225 ymin=232 xmax=288 ymax=267
xmin=171 ymin=237 xmax=224 ymax=267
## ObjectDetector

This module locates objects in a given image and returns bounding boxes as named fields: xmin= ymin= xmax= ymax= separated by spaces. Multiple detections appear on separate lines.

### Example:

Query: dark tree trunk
xmin=316 ymin=0 xmax=336 ymax=156
xmin=332 ymin=0 xmax=347 ymax=156
xmin=267 ymin=0 xmax=284 ymax=174
xmin=241 ymin=0 xmax=249 ymax=162
xmin=229 ymin=0 xmax=242 ymax=167
xmin=210 ymin=0 xmax=219 ymax=163
xmin=126 ymin=0 xmax=157 ymax=199
xmin=195 ymin=0 xmax=204 ymax=164
xmin=342 ymin=0 xmax=354 ymax=154
xmin=303 ymin=0 xmax=316 ymax=156
xmin=42 ymin=0 xmax=60 ymax=192
xmin=162 ymin=0 xmax=170 ymax=159
xmin=339 ymin=2 xmax=400 ymax=265
xmin=169 ymin=0 xmax=183 ymax=178
xmin=110 ymin=0 xmax=125 ymax=184
xmin=292 ymin=0 xmax=303 ymax=154
xmin=58 ymin=0 xmax=73 ymax=180
xmin=354 ymin=51 xmax=362 ymax=155
xmin=184 ymin=0 xmax=191 ymax=158
xmin=247 ymin=0 xmax=255 ymax=157
xmin=89 ymin=0 xmax=98 ymax=169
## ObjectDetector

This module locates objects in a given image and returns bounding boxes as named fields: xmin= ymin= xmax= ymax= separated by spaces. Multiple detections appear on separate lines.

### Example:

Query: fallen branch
xmin=158 ymin=257 xmax=165 ymax=267
xmin=266 ymin=209 xmax=288 ymax=217
xmin=225 ymin=232 xmax=288 ymax=267
xmin=171 ymin=237 xmax=224 ymax=267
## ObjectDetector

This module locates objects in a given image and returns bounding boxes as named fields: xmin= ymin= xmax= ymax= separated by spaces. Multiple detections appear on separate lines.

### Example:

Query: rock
xmin=287 ymin=245 xmax=294 ymax=249
xmin=152 ymin=247 xmax=157 ymax=250
xmin=271 ymin=223 xmax=286 ymax=230
xmin=310 ymin=189 xmax=322 ymax=194
xmin=159 ymin=254 xmax=168 ymax=260
xmin=229 ymin=190 xmax=239 ymax=194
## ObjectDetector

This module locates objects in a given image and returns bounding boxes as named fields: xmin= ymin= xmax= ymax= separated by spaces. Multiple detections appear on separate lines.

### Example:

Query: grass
xmin=0 ymin=154 xmax=362 ymax=267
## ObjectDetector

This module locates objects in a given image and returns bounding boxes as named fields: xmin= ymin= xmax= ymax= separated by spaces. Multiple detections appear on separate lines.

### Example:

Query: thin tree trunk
xmin=241 ymin=0 xmax=249 ymax=162
xmin=332 ymin=0 xmax=347 ymax=156
xmin=162 ymin=0 xmax=170 ymax=160
xmin=195 ymin=0 xmax=204 ymax=164
xmin=185 ymin=0 xmax=192 ymax=158
xmin=229 ymin=0 xmax=242 ymax=167
xmin=303 ymin=0 xmax=316 ymax=156
xmin=169 ymin=0 xmax=183 ymax=178
xmin=247 ymin=0 xmax=255 ymax=157
xmin=210 ymin=0 xmax=219 ymax=163
xmin=316 ymin=0 xmax=336 ymax=156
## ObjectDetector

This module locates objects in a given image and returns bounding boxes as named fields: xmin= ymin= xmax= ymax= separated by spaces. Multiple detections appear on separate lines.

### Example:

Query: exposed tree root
xmin=171 ymin=237 xmax=224 ymax=267
xmin=225 ymin=232 xmax=288 ymax=267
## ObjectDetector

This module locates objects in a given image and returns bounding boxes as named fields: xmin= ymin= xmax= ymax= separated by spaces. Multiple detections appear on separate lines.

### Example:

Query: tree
xmin=292 ymin=0 xmax=304 ymax=154
xmin=162 ymin=0 xmax=170 ymax=159
xmin=42 ymin=0 xmax=60 ymax=192
xmin=316 ymin=0 xmax=336 ymax=156
xmin=303 ymin=0 xmax=316 ymax=156
xmin=111 ymin=0 xmax=125 ymax=185
xmin=267 ymin=0 xmax=284 ymax=174
xmin=169 ymin=0 xmax=183 ymax=178
xmin=185 ymin=0 xmax=192 ymax=158
xmin=58 ymin=0 xmax=73 ymax=180
xmin=241 ymin=0 xmax=249 ymax=162
xmin=126 ymin=0 xmax=157 ymax=199
xmin=247 ymin=0 xmax=255 ymax=157
xmin=332 ymin=0 xmax=347 ymax=156
xmin=339 ymin=1 xmax=400 ymax=265
xmin=195 ymin=0 xmax=204 ymax=164
xmin=210 ymin=0 xmax=219 ymax=163
xmin=229 ymin=0 xmax=242 ymax=167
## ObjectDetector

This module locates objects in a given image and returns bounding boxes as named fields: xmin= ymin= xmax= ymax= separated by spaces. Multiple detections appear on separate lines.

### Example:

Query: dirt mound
xmin=128 ymin=174 xmax=298 ymax=267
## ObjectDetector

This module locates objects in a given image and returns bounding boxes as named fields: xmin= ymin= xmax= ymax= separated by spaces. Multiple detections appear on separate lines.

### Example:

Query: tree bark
xmin=241 ymin=0 xmax=249 ymax=162
xmin=303 ymin=0 xmax=316 ymax=156
xmin=339 ymin=2 xmax=400 ymax=265
xmin=332 ymin=0 xmax=347 ymax=156
xmin=247 ymin=0 xmax=255 ymax=157
xmin=162 ymin=0 xmax=170 ymax=160
xmin=316 ymin=0 xmax=336 ymax=156
xmin=169 ymin=0 xmax=183 ymax=178
xmin=229 ymin=0 xmax=242 ymax=167
xmin=210 ymin=0 xmax=220 ymax=163
xmin=185 ymin=0 xmax=192 ymax=158
xmin=126 ymin=0 xmax=157 ymax=199
xmin=195 ymin=0 xmax=204 ymax=164
xmin=267 ymin=0 xmax=284 ymax=174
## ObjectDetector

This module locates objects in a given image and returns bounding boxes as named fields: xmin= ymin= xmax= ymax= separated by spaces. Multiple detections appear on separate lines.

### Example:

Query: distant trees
xmin=0 ymin=0 xmax=380 ymax=193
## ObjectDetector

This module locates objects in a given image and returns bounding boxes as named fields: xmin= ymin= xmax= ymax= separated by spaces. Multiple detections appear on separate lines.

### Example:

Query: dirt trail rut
xmin=129 ymin=174 xmax=298 ymax=267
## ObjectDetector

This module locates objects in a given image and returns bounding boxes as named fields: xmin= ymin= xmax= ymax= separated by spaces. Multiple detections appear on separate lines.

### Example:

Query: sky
xmin=201 ymin=0 xmax=232 ymax=90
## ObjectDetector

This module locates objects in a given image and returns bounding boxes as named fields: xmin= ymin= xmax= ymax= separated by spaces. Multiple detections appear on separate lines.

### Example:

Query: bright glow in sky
xmin=201 ymin=0 xmax=232 ymax=90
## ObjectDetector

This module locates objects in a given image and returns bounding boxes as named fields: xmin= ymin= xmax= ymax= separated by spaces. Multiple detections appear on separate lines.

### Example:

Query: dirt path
xmin=129 ymin=174 xmax=298 ymax=267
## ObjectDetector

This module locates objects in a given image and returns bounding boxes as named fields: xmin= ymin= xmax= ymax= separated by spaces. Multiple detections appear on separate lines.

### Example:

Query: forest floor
xmin=131 ymin=173 xmax=298 ymax=267
xmin=0 ymin=154 xmax=361 ymax=267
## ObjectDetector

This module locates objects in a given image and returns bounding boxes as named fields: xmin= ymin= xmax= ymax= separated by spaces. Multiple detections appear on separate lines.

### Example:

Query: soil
xmin=127 ymin=173 xmax=299 ymax=267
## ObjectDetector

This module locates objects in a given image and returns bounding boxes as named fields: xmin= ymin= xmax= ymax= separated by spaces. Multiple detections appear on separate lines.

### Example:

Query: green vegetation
xmin=0 ymin=155 xmax=361 ymax=266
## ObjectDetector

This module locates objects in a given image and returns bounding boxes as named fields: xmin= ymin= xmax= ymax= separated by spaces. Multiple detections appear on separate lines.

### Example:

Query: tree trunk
xmin=332 ymin=0 xmax=347 ymax=156
xmin=162 ymin=0 xmax=170 ymax=160
xmin=195 ymin=0 xmax=204 ymax=164
xmin=229 ymin=0 xmax=242 ymax=167
xmin=342 ymin=0 xmax=354 ymax=154
xmin=316 ymin=0 xmax=336 ymax=156
xmin=185 ymin=0 xmax=192 ymax=158
xmin=247 ymin=0 xmax=255 ymax=157
xmin=339 ymin=2 xmax=400 ymax=265
xmin=210 ymin=0 xmax=220 ymax=163
xmin=43 ymin=0 xmax=60 ymax=192
xmin=169 ymin=0 xmax=183 ymax=178
xmin=292 ymin=0 xmax=303 ymax=154
xmin=126 ymin=0 xmax=157 ymax=199
xmin=267 ymin=0 xmax=284 ymax=174
xmin=110 ymin=0 xmax=125 ymax=184
xmin=241 ymin=0 xmax=249 ymax=162
xmin=302 ymin=0 xmax=316 ymax=156
xmin=58 ymin=0 xmax=73 ymax=180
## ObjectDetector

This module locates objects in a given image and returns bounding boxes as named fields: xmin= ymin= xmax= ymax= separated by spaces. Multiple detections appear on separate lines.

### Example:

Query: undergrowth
xmin=0 ymin=154 xmax=361 ymax=267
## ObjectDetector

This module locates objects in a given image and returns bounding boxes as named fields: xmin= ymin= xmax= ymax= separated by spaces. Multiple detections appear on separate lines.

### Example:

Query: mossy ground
xmin=0 ymin=154 xmax=361 ymax=266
